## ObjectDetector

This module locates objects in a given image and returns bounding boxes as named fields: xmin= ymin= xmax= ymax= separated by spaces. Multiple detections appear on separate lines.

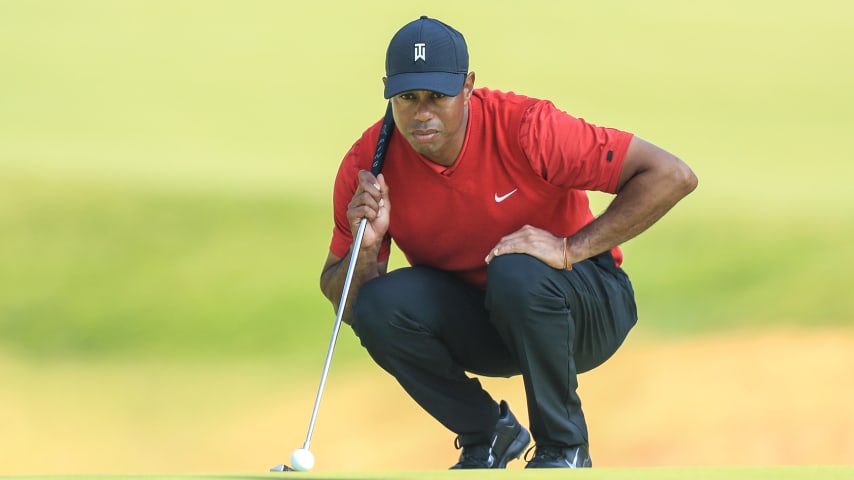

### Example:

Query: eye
xmin=431 ymin=92 xmax=447 ymax=99
xmin=398 ymin=93 xmax=416 ymax=100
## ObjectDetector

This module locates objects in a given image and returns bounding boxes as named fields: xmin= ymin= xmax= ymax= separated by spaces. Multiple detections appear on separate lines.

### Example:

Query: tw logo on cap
xmin=414 ymin=43 xmax=426 ymax=62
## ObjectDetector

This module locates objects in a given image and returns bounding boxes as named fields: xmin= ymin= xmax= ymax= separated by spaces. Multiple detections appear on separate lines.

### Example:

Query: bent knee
xmin=351 ymin=278 xmax=393 ymax=343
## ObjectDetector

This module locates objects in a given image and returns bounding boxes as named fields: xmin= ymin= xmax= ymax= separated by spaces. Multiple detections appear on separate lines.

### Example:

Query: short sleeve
xmin=519 ymin=101 xmax=634 ymax=193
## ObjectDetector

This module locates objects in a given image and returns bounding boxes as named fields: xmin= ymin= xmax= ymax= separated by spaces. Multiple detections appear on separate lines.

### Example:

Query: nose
xmin=413 ymin=99 xmax=433 ymax=122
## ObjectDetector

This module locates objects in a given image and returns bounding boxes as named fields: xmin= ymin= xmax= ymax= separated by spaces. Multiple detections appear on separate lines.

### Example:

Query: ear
xmin=463 ymin=72 xmax=476 ymax=99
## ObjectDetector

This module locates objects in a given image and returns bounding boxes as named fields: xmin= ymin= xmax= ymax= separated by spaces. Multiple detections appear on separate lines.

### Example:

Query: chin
xmin=408 ymin=139 xmax=439 ymax=156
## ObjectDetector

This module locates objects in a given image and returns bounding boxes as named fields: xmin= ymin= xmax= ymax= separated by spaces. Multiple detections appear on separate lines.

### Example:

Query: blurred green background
xmin=1 ymin=0 xmax=852 ymax=474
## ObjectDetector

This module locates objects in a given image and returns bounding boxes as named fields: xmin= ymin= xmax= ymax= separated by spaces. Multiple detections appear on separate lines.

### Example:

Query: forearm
xmin=566 ymin=159 xmax=697 ymax=263
xmin=320 ymin=246 xmax=386 ymax=325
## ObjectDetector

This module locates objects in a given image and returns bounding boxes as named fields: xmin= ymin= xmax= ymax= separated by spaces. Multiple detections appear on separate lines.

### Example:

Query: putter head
xmin=270 ymin=463 xmax=295 ymax=472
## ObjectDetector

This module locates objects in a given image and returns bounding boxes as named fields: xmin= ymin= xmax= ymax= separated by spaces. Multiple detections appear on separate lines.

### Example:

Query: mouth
xmin=411 ymin=128 xmax=440 ymax=142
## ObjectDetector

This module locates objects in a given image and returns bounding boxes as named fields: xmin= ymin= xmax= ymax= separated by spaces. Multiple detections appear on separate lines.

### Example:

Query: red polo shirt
xmin=330 ymin=88 xmax=633 ymax=289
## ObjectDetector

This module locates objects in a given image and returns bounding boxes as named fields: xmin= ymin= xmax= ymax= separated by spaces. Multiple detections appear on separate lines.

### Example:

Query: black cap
xmin=384 ymin=16 xmax=469 ymax=99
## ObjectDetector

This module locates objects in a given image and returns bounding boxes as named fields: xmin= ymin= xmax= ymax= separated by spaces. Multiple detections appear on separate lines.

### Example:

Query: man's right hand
xmin=320 ymin=170 xmax=391 ymax=324
xmin=347 ymin=170 xmax=391 ymax=253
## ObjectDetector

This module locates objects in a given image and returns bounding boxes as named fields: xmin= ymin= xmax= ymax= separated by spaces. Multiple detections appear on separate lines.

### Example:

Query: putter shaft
xmin=302 ymin=217 xmax=368 ymax=450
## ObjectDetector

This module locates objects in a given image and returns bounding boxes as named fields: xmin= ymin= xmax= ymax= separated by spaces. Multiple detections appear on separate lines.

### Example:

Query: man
xmin=320 ymin=16 xmax=697 ymax=469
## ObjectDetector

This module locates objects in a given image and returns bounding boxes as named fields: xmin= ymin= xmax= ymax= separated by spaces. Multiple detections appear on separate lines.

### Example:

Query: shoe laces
xmin=455 ymin=438 xmax=495 ymax=467
xmin=524 ymin=445 xmax=564 ymax=462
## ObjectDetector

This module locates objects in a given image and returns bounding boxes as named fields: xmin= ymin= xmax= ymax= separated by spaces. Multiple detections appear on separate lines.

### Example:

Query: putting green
xmin=2 ymin=466 xmax=852 ymax=480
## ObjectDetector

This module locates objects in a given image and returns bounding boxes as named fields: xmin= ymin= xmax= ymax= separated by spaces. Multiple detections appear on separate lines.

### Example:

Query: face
xmin=385 ymin=73 xmax=475 ymax=167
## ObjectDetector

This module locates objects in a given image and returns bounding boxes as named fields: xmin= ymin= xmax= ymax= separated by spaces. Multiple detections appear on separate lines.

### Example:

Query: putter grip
xmin=371 ymin=102 xmax=394 ymax=176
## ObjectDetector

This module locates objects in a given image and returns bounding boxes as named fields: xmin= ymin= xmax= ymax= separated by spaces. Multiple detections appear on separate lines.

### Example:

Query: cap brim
xmin=384 ymin=72 xmax=466 ymax=99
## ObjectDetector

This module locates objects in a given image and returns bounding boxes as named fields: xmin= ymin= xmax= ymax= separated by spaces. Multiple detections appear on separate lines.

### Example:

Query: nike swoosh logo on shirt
xmin=494 ymin=189 xmax=518 ymax=203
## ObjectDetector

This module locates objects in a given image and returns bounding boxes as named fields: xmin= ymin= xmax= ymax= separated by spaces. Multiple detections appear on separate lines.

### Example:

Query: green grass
xmin=1 ymin=466 xmax=852 ymax=480
xmin=0 ymin=172 xmax=341 ymax=361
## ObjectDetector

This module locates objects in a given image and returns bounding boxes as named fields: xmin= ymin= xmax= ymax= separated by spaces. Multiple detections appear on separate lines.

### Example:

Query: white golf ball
xmin=290 ymin=448 xmax=315 ymax=471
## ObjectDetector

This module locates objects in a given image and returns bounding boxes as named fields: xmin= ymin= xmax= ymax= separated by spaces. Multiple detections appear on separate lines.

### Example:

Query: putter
xmin=270 ymin=102 xmax=394 ymax=472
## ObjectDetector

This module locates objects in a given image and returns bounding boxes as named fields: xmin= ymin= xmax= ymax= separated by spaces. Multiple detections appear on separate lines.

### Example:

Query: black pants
xmin=351 ymin=252 xmax=637 ymax=448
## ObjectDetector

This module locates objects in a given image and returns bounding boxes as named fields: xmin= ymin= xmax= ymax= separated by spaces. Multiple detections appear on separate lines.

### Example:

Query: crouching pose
xmin=320 ymin=16 xmax=697 ymax=469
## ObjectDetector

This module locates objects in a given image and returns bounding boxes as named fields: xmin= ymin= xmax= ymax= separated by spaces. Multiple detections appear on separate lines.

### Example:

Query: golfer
xmin=320 ymin=16 xmax=697 ymax=469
